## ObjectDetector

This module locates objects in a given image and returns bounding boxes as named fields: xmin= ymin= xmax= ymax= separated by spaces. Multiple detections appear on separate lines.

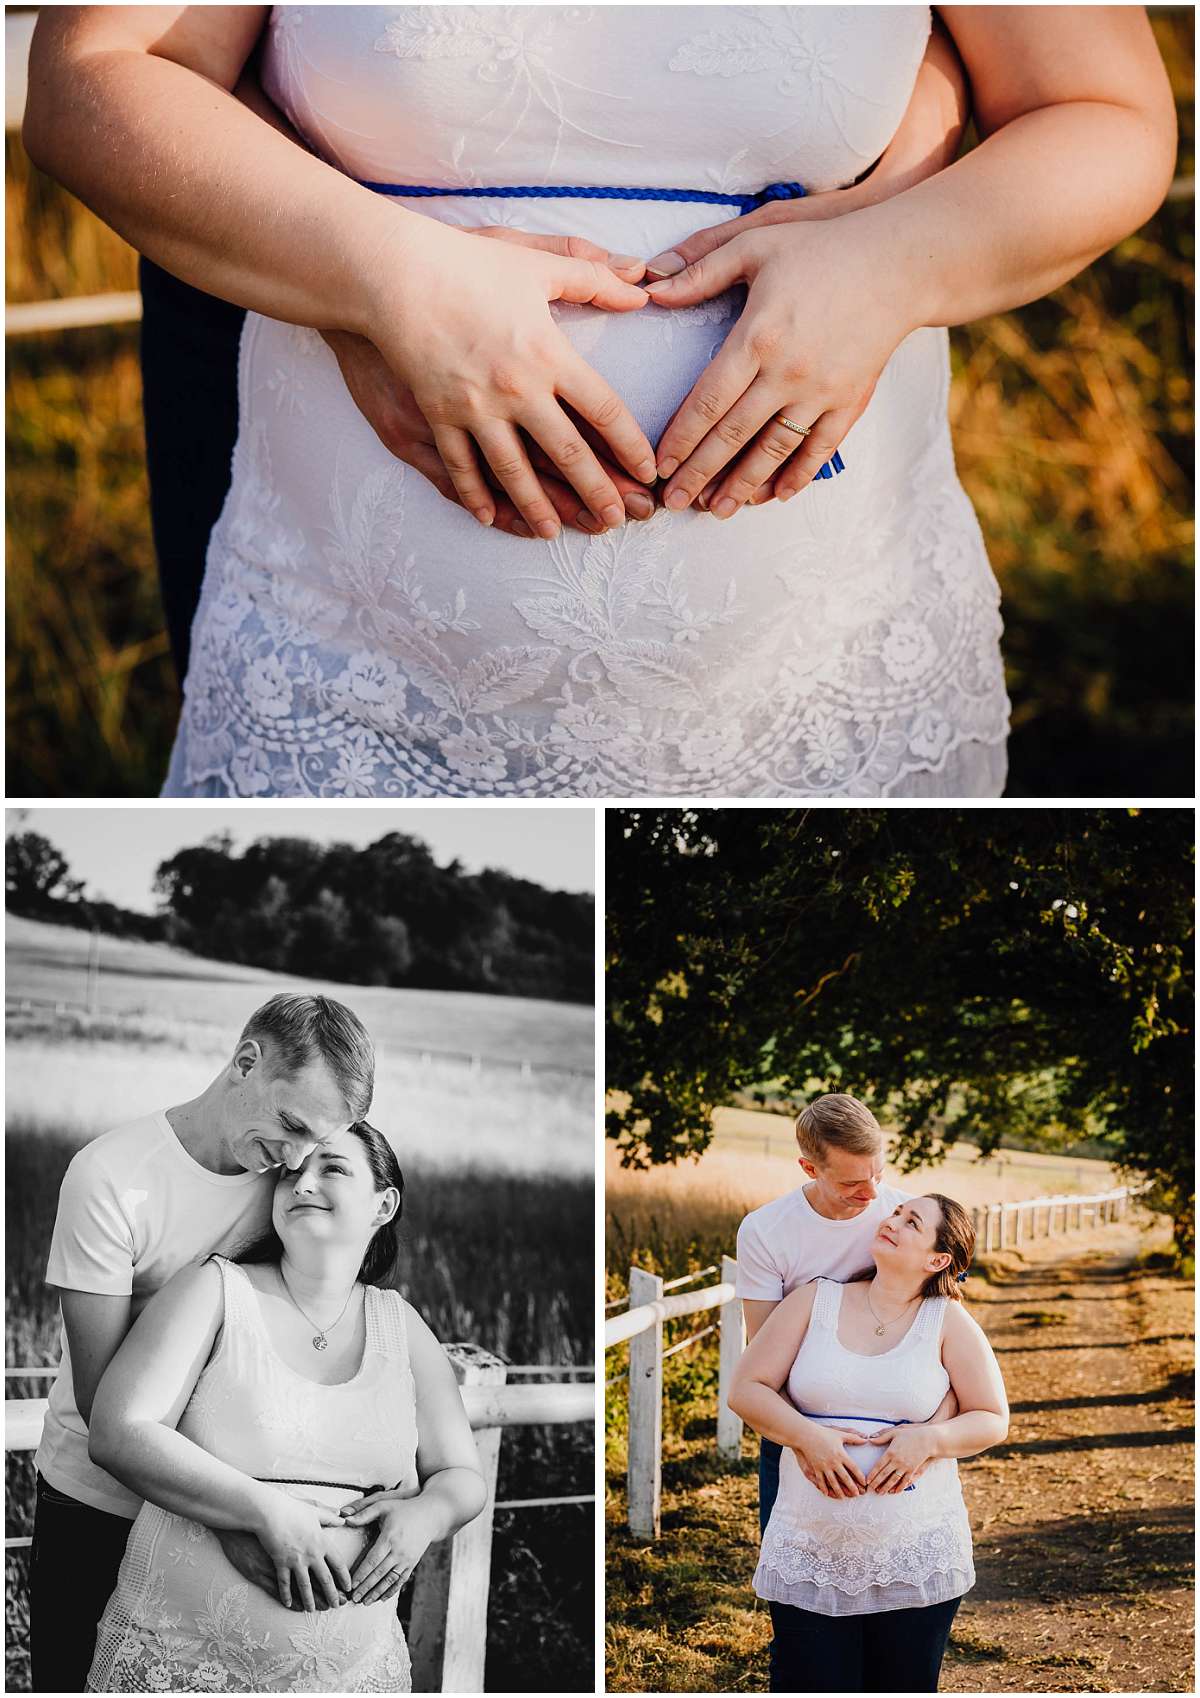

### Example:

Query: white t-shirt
xmin=736 ymin=1181 xmax=911 ymax=1303
xmin=35 ymin=1110 xmax=274 ymax=1517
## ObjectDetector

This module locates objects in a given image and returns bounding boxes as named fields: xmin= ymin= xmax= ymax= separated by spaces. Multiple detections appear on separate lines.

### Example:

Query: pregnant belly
xmin=198 ymin=243 xmax=973 ymax=795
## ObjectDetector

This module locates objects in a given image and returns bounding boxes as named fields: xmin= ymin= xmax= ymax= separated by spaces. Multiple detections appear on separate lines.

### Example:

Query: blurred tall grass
xmin=5 ymin=12 xmax=1194 ymax=797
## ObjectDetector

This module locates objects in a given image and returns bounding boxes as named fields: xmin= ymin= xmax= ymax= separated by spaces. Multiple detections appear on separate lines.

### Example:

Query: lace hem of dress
xmin=757 ymin=1521 xmax=974 ymax=1600
xmin=754 ymin=1556 xmax=975 ymax=1618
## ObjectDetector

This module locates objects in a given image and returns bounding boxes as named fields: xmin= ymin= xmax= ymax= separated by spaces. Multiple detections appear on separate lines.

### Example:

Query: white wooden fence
xmin=5 ymin=1345 xmax=593 ymax=1694
xmin=605 ymin=1182 xmax=1145 ymax=1540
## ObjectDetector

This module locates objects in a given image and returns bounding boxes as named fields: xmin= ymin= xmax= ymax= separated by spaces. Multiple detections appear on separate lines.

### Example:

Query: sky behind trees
xmin=5 ymin=806 xmax=595 ymax=906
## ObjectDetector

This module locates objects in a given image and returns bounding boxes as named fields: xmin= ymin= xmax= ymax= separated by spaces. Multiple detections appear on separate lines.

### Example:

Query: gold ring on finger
xmin=776 ymin=415 xmax=812 ymax=437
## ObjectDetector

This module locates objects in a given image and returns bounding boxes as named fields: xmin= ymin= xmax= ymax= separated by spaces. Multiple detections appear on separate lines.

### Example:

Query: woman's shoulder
xmin=939 ymin=1295 xmax=986 ymax=1344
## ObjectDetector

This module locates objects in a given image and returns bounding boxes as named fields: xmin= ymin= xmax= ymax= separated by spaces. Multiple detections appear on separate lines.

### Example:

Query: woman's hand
xmin=790 ymin=1424 xmax=871 ymax=1500
xmin=645 ymin=217 xmax=909 ymax=516
xmin=323 ymin=231 xmax=654 ymax=538
xmin=253 ymin=1492 xmax=354 ymax=1612
xmin=864 ymin=1424 xmax=943 ymax=1494
xmin=366 ymin=216 xmax=657 ymax=540
xmin=339 ymin=1490 xmax=440 ymax=1605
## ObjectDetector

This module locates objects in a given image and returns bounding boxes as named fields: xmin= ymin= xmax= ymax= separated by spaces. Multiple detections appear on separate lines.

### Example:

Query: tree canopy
xmin=607 ymin=809 xmax=1193 ymax=1250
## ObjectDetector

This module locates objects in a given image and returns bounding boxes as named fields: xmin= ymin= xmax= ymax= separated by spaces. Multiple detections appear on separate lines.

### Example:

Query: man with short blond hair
xmin=29 ymin=992 xmax=375 ymax=1692
xmin=736 ymin=1093 xmax=911 ymax=1530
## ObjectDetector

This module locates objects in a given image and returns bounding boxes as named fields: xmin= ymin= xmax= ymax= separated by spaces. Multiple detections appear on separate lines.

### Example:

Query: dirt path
xmin=605 ymin=1217 xmax=1193 ymax=1694
xmin=944 ymin=1223 xmax=1193 ymax=1693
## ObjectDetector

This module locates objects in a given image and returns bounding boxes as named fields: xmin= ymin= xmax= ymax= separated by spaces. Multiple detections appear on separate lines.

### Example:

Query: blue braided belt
xmin=360 ymin=176 xmax=845 ymax=480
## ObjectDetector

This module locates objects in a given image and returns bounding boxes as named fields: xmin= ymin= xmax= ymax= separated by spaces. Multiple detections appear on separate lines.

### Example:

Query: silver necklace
xmin=864 ymin=1284 xmax=918 ymax=1337
xmin=277 ymin=1265 xmax=356 ymax=1352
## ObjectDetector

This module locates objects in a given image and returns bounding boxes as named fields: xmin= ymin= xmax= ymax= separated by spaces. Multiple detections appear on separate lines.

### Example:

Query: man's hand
xmin=215 ymin=1527 xmax=338 ymax=1608
xmin=339 ymin=1490 xmax=440 ymax=1605
xmin=791 ymin=1424 xmax=871 ymax=1500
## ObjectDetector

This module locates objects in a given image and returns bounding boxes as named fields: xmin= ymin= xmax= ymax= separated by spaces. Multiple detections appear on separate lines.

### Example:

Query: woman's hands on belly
xmin=364 ymin=214 xmax=657 ymax=541
xmin=644 ymin=215 xmax=913 ymax=519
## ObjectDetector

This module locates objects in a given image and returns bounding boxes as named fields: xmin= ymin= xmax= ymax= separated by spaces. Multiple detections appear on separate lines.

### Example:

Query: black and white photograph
xmin=5 ymin=805 xmax=595 ymax=1694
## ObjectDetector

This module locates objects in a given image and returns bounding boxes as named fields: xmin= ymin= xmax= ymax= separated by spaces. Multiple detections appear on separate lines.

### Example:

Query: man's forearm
xmin=729 ymin=1382 xmax=821 ymax=1448
xmin=90 ymin=1417 xmax=272 ymax=1535
xmin=856 ymin=99 xmax=1174 ymax=332
xmin=24 ymin=36 xmax=398 ymax=335
xmin=927 ymin=1409 xmax=1008 ymax=1460
xmin=854 ymin=15 xmax=971 ymax=204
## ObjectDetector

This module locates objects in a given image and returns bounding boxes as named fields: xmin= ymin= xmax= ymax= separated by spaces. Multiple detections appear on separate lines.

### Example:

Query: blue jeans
xmin=768 ymin=1595 xmax=962 ymax=1692
xmin=759 ymin=1437 xmax=782 ymax=1534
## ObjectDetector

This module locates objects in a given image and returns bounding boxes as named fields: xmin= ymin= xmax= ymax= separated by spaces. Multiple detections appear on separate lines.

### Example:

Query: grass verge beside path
xmin=606 ymin=1218 xmax=1193 ymax=1694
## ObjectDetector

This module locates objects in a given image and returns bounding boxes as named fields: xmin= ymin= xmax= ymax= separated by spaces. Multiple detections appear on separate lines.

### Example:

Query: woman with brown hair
xmin=729 ymin=1193 xmax=1007 ymax=1693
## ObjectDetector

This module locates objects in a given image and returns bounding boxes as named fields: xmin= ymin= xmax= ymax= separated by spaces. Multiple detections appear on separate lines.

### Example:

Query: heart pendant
xmin=874 ymin=1325 xmax=885 ymax=1336
xmin=313 ymin=1334 xmax=328 ymax=1351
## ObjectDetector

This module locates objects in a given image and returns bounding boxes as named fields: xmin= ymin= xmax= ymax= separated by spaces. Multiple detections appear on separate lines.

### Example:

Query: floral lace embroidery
xmin=167 ymin=5 xmax=1008 ymax=800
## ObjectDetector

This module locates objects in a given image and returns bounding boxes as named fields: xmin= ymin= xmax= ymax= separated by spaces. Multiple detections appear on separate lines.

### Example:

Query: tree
xmin=607 ymin=809 xmax=1194 ymax=1253
xmin=5 ymin=832 xmax=84 ymax=912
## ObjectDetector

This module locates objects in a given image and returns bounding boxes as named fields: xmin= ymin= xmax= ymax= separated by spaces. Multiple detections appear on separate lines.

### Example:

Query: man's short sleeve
xmin=735 ymin=1210 xmax=785 ymax=1302
xmin=44 ymin=1147 xmax=135 ymax=1296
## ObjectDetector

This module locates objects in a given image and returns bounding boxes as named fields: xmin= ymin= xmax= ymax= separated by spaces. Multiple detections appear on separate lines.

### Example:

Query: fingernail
xmin=601 ymin=503 xmax=625 ymax=528
xmin=607 ymin=252 xmax=641 ymax=269
xmin=696 ymin=490 xmax=710 ymax=512
xmin=636 ymin=458 xmax=658 ymax=483
xmin=712 ymin=496 xmax=737 ymax=519
xmin=657 ymin=457 xmax=678 ymax=480
xmin=645 ymin=250 xmax=685 ymax=279
xmin=576 ymin=511 xmax=604 ymax=533
xmin=778 ymin=487 xmax=795 ymax=503
xmin=535 ymin=518 xmax=560 ymax=540
xmin=624 ymin=491 xmax=655 ymax=520
xmin=471 ymin=507 xmax=493 ymax=527
xmin=665 ymin=488 xmax=690 ymax=512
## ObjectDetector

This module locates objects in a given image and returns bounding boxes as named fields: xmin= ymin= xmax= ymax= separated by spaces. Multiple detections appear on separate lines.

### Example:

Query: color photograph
xmin=6 ymin=6 xmax=1193 ymax=798
xmin=606 ymin=807 xmax=1193 ymax=1694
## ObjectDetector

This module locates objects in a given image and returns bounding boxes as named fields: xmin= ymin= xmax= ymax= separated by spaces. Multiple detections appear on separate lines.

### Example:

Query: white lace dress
xmin=755 ymin=1278 xmax=975 ymax=1615
xmin=162 ymin=4 xmax=1010 ymax=799
xmin=87 ymin=1260 xmax=418 ymax=1693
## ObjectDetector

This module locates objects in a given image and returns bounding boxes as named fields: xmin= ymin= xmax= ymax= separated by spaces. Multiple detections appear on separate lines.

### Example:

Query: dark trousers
xmin=768 ymin=1595 xmax=962 ymax=1693
xmin=29 ymin=1473 xmax=134 ymax=1692
xmin=759 ymin=1437 xmax=782 ymax=1534
xmin=138 ymin=256 xmax=246 ymax=684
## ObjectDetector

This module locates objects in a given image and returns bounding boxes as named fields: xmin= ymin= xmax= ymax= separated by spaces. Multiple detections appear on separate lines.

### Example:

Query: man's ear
xmin=798 ymin=1156 xmax=818 ymax=1180
xmin=232 ymin=1038 xmax=263 ymax=1081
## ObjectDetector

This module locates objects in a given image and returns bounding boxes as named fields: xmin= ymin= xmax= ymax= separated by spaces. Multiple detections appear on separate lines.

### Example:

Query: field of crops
xmin=4 ymin=12 xmax=1194 ymax=797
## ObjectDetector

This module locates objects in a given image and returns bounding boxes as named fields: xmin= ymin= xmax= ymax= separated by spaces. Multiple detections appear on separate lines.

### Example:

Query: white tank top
xmin=755 ymin=1277 xmax=975 ymax=1615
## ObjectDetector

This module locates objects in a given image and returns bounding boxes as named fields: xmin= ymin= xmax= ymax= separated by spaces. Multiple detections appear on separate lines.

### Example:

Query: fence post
xmin=1014 ymin=1204 xmax=1024 ymax=1248
xmin=716 ymin=1255 xmax=743 ymax=1461
xmin=409 ymin=1342 xmax=507 ymax=1693
xmin=627 ymin=1266 xmax=663 ymax=1540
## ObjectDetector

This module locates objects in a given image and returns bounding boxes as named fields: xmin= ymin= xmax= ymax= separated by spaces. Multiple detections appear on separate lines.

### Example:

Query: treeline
xmin=6 ymin=830 xmax=593 ymax=1004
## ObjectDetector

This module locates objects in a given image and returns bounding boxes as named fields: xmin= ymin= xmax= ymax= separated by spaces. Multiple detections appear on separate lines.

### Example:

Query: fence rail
xmin=605 ymin=1182 xmax=1146 ymax=1540
xmin=6 ymin=1346 xmax=593 ymax=1693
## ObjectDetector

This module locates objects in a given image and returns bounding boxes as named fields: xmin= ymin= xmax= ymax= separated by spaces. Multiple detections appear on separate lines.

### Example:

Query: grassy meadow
xmin=5 ymin=933 xmax=596 ymax=1692
xmin=4 ymin=10 xmax=1194 ymax=797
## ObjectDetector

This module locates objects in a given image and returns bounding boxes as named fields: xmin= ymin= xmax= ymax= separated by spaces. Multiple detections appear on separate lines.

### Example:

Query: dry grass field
xmin=7 ymin=915 xmax=592 ymax=1173
xmin=606 ymin=1110 xmax=1120 ymax=1289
